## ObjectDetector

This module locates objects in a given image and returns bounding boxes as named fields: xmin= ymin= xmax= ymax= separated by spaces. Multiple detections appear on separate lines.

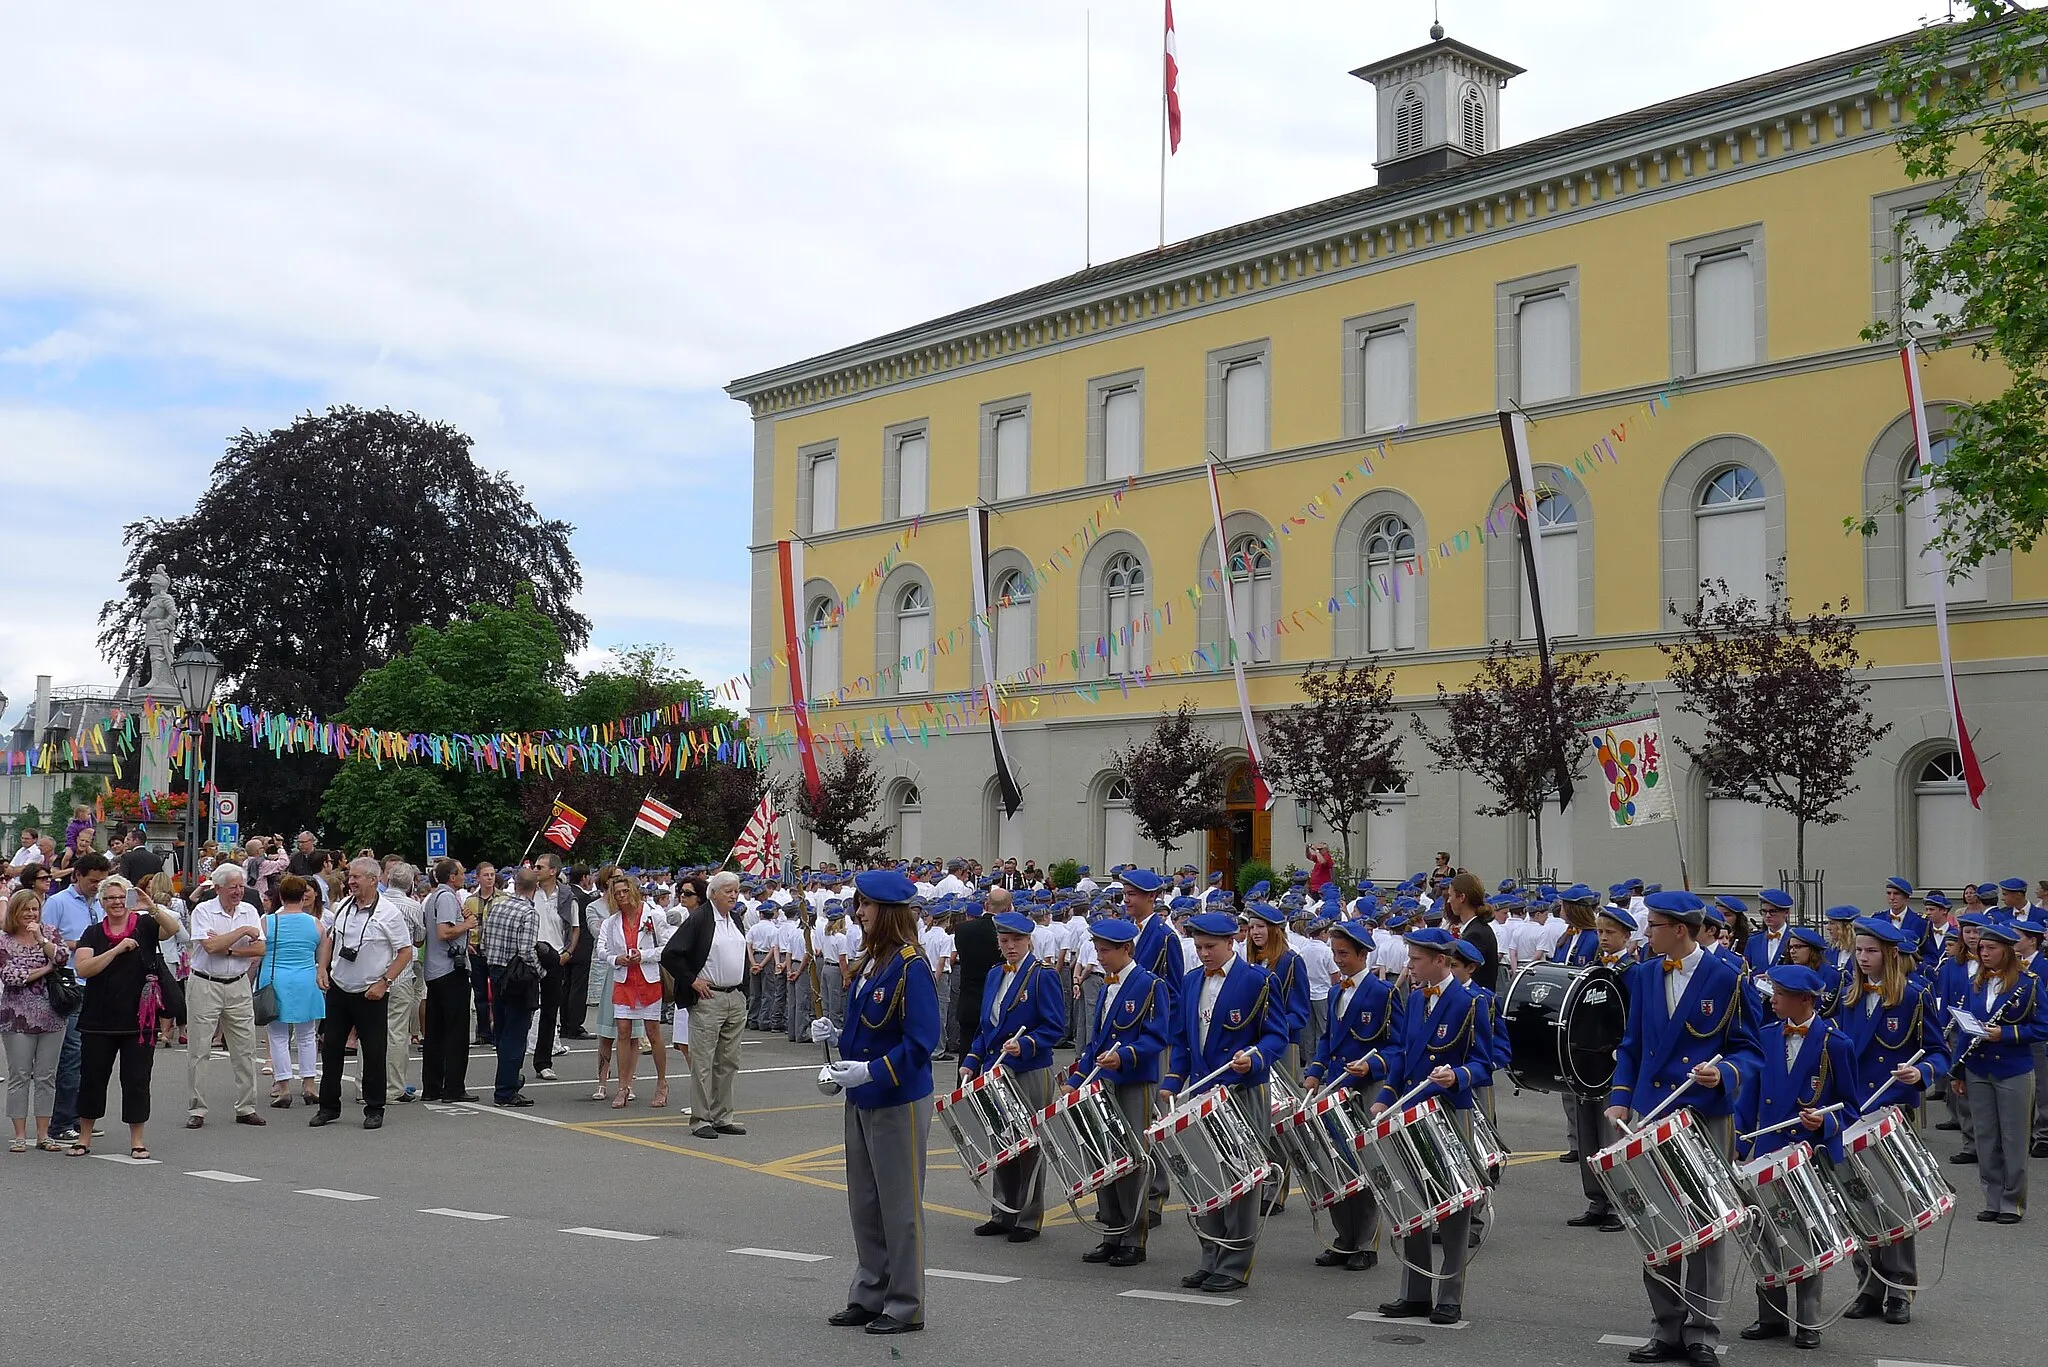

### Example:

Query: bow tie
xmin=1420 ymin=984 xmax=1442 ymax=1000
xmin=1102 ymin=973 xmax=1121 ymax=986
xmin=1783 ymin=1021 xmax=1810 ymax=1038
xmin=1663 ymin=957 xmax=1685 ymax=974
xmin=1206 ymin=969 xmax=1228 ymax=980
xmin=1338 ymin=976 xmax=1356 ymax=991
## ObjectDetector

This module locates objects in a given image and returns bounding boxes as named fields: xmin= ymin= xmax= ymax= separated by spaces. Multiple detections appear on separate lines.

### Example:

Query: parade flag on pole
xmin=1582 ymin=712 xmax=1674 ymax=829
xmin=727 ymin=792 xmax=781 ymax=878
xmin=1163 ymin=0 xmax=1182 ymax=154
xmin=1902 ymin=342 xmax=1988 ymax=807
xmin=1205 ymin=462 xmax=1273 ymax=811
xmin=633 ymin=794 xmax=683 ymax=839
xmin=776 ymin=538 xmax=825 ymax=802
xmin=968 ymin=506 xmax=1025 ymax=817
xmin=1499 ymin=409 xmax=1574 ymax=814
xmin=542 ymin=798 xmax=586 ymax=851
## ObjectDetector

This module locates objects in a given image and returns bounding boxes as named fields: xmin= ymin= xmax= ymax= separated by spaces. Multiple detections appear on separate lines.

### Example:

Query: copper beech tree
xmin=1259 ymin=660 xmax=1407 ymax=874
xmin=1108 ymin=700 xmax=1228 ymax=866
xmin=797 ymin=746 xmax=890 ymax=867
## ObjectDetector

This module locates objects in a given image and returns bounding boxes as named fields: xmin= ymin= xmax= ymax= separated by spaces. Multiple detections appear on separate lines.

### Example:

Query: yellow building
xmin=728 ymin=24 xmax=2044 ymax=897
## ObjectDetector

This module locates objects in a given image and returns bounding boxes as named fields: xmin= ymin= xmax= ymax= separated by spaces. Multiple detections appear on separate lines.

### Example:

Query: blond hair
xmin=1841 ymin=935 xmax=1908 ymax=1010
xmin=4 ymin=888 xmax=42 ymax=935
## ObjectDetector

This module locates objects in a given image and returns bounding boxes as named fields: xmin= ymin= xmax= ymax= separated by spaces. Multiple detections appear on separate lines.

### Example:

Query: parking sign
xmin=425 ymin=822 xmax=448 ymax=861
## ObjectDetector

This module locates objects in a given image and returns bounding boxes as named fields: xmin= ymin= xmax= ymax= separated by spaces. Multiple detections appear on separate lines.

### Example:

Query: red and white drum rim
xmin=1369 ymin=1095 xmax=1441 ymax=1142
xmin=1061 ymin=1155 xmax=1140 ymax=1201
xmin=1386 ymin=1184 xmax=1484 ymax=1237
xmin=1740 ymin=1141 xmax=1810 ymax=1186
xmin=1757 ymin=1237 xmax=1855 ymax=1288
xmin=1039 ymin=1078 xmax=1104 ymax=1122
xmin=1307 ymin=1174 xmax=1373 ymax=1211
xmin=1638 ymin=1206 xmax=1746 ymax=1266
xmin=1861 ymin=1192 xmax=1954 ymax=1247
xmin=1843 ymin=1106 xmax=1899 ymax=1156
xmin=940 ymin=1062 xmax=1013 ymax=1109
xmin=1186 ymin=1162 xmax=1275 ymax=1215
xmin=1145 ymin=1088 xmax=1224 ymax=1143
xmin=1593 ymin=1107 xmax=1695 ymax=1172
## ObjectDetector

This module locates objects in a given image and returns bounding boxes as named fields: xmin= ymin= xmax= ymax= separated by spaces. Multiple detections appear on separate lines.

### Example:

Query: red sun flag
xmin=542 ymin=798 xmax=587 ymax=851
xmin=1163 ymin=1 xmax=1181 ymax=154
xmin=727 ymin=793 xmax=781 ymax=879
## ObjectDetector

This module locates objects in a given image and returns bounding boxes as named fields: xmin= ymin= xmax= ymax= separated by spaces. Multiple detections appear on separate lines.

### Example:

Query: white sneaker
xmin=537 ymin=1068 xmax=558 ymax=1081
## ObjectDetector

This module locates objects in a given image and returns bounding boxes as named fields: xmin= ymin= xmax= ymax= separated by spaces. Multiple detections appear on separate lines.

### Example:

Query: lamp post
xmin=171 ymin=649 xmax=223 ymax=889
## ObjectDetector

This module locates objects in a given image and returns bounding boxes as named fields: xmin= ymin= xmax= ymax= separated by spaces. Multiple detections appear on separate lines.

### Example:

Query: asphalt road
xmin=3 ymin=1029 xmax=2031 ymax=1367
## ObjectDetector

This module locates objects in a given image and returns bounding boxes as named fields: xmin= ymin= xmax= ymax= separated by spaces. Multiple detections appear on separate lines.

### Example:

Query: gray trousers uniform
xmin=1328 ymin=1187 xmax=1381 ymax=1254
xmin=1398 ymin=1106 xmax=1475 ymax=1308
xmin=1572 ymin=1091 xmax=1615 ymax=1213
xmin=2032 ymin=1041 xmax=2048 ymax=1145
xmin=1194 ymin=1081 xmax=1269 ymax=1282
xmin=760 ymin=959 xmax=787 ymax=1029
xmin=933 ymin=970 xmax=954 ymax=1052
xmin=1756 ymin=1275 xmax=1823 ymax=1330
xmin=1094 ymin=1080 xmax=1154 ymax=1250
xmin=820 ymin=962 xmax=846 ymax=1031
xmin=844 ymin=1099 xmax=931 ymax=1325
xmin=1967 ymin=1068 xmax=2034 ymax=1216
xmin=785 ymin=969 xmax=816 ymax=1043
xmin=1075 ymin=972 xmax=1104 ymax=1056
xmin=991 ymin=1067 xmax=1054 ymax=1231
xmin=1852 ymin=1236 xmax=1917 ymax=1303
xmin=1639 ymin=1110 xmax=1733 ymax=1350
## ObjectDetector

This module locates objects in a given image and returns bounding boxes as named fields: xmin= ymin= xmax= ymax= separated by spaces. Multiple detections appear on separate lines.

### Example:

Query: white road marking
xmin=186 ymin=1170 xmax=259 ymax=1183
xmin=927 ymin=1269 xmax=1020 ymax=1284
xmin=741 ymin=1064 xmax=833 ymax=1075
xmin=730 ymin=1247 xmax=831 ymax=1262
xmin=91 ymin=1153 xmax=160 ymax=1166
xmin=1598 ymin=1337 xmax=1724 ymax=1355
xmin=1350 ymin=1311 xmax=1469 ymax=1329
xmin=1117 ymin=1289 xmax=1240 ymax=1307
xmin=563 ymin=1226 xmax=660 ymax=1242
xmin=296 ymin=1187 xmax=378 ymax=1202
xmin=457 ymin=1102 xmax=566 ymax=1126
xmin=1874 ymin=1361 xmax=1967 ymax=1367
xmin=419 ymin=1208 xmax=509 ymax=1222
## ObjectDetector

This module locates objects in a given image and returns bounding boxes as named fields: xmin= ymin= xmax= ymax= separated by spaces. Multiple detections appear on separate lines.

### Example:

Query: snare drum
xmin=1822 ymin=1106 xmax=1955 ymax=1248
xmin=1356 ymin=1096 xmax=1488 ymax=1237
xmin=1144 ymin=1088 xmax=1275 ymax=1216
xmin=1735 ymin=1142 xmax=1860 ymax=1287
xmin=933 ymin=1063 xmax=1038 ymax=1181
xmin=1468 ymin=1101 xmax=1507 ymax=1187
xmin=1034 ymin=1079 xmax=1147 ymax=1204
xmin=1591 ymin=1109 xmax=1749 ymax=1266
xmin=1272 ymin=1087 xmax=1373 ymax=1212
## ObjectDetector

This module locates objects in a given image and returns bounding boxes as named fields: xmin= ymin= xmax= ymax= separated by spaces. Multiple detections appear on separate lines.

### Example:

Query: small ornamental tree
xmin=1412 ymin=642 xmax=1631 ymax=876
xmin=1108 ymin=700 xmax=1228 ymax=866
xmin=796 ymin=746 xmax=889 ymax=868
xmin=1658 ymin=578 xmax=1891 ymax=915
xmin=1259 ymin=659 xmax=1407 ymax=872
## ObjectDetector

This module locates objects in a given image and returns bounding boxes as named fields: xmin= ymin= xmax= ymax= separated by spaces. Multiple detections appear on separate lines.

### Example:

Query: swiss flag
xmin=1164 ymin=1 xmax=1181 ymax=154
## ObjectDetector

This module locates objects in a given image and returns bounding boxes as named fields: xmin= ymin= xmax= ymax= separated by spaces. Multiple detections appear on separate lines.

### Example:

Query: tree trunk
xmin=1794 ymin=816 xmax=1807 ymax=921
xmin=1531 ymin=805 xmax=1545 ymax=884
xmin=1338 ymin=821 xmax=1356 ymax=878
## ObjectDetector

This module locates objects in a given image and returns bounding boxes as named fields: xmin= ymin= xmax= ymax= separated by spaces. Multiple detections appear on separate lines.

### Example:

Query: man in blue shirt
xmin=42 ymin=852 xmax=111 ymax=1142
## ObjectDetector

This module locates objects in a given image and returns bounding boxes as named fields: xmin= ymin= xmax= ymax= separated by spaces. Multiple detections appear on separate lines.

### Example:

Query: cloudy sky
xmin=0 ymin=0 xmax=1943 ymax=726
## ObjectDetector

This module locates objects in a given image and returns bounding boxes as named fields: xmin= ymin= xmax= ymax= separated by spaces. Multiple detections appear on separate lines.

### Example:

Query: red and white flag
xmin=727 ymin=792 xmax=781 ymax=878
xmin=542 ymin=798 xmax=587 ymax=851
xmin=633 ymin=794 xmax=683 ymax=839
xmin=1163 ymin=1 xmax=1182 ymax=154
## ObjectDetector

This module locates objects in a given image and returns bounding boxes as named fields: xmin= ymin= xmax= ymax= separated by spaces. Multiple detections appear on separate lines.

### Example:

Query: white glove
xmin=826 ymin=1059 xmax=872 ymax=1090
xmin=810 ymin=1017 xmax=841 ymax=1045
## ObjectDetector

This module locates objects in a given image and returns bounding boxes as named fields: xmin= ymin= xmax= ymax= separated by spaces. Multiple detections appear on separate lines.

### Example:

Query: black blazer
xmin=660 ymin=903 xmax=717 ymax=1008
xmin=1459 ymin=915 xmax=1501 ymax=994
xmin=951 ymin=914 xmax=1001 ymax=1036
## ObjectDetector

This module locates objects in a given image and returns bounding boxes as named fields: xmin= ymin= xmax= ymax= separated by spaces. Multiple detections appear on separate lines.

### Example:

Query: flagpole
xmin=517 ymin=789 xmax=563 ymax=867
xmin=615 ymin=790 xmax=653 ymax=869
xmin=1157 ymin=0 xmax=1168 ymax=249
xmin=1085 ymin=8 xmax=1092 ymax=268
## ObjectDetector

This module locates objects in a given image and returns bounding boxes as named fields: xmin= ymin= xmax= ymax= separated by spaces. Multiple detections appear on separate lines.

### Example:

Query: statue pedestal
xmin=135 ymin=681 xmax=183 ymax=800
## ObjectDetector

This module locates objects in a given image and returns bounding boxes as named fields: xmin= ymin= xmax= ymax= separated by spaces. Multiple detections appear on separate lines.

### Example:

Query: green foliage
xmin=1235 ymin=859 xmax=1275 ymax=900
xmin=1857 ymin=3 xmax=2048 ymax=568
xmin=1048 ymin=858 xmax=1080 ymax=891
xmin=320 ymin=592 xmax=570 ymax=861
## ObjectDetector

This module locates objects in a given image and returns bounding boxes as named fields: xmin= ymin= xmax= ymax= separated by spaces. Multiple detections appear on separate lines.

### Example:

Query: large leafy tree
xmin=1659 ymin=579 xmax=1891 ymax=915
xmin=1412 ymin=642 xmax=1631 ymax=878
xmin=797 ymin=747 xmax=890 ymax=867
xmin=1860 ymin=3 xmax=2048 ymax=567
xmin=319 ymin=593 xmax=571 ymax=862
xmin=1108 ymin=700 xmax=1228 ymax=865
xmin=98 ymin=405 xmax=587 ymax=834
xmin=1259 ymin=659 xmax=1406 ymax=873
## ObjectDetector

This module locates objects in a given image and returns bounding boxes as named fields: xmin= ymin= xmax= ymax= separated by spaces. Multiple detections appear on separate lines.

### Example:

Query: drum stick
xmin=971 ymin=1028 xmax=1033 ymax=1083
xmin=1737 ymin=1102 xmax=1843 ymax=1145
xmin=1629 ymin=1053 xmax=1725 ymax=1132
xmin=1181 ymin=1057 xmax=1247 ymax=1098
xmin=1855 ymin=1049 xmax=1927 ymax=1113
xmin=1386 ymin=1075 xmax=1440 ymax=1115
xmin=1076 ymin=1063 xmax=1106 ymax=1092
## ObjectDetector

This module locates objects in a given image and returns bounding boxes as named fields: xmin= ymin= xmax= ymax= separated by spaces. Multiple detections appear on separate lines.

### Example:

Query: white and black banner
xmin=968 ymin=506 xmax=1024 ymax=816
xmin=1498 ymin=409 xmax=1574 ymax=813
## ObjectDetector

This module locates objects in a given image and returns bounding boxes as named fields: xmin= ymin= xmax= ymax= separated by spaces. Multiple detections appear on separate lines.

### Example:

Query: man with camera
xmin=310 ymin=857 xmax=415 ymax=1131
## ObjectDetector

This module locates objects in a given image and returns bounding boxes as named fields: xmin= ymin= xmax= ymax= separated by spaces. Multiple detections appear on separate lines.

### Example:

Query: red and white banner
xmin=1163 ymin=1 xmax=1182 ymax=154
xmin=1205 ymin=462 xmax=1272 ymax=810
xmin=1901 ymin=343 xmax=1988 ymax=807
xmin=633 ymin=794 xmax=682 ymax=839
xmin=542 ymin=798 xmax=586 ymax=851
xmin=727 ymin=793 xmax=781 ymax=878
xmin=776 ymin=539 xmax=825 ymax=802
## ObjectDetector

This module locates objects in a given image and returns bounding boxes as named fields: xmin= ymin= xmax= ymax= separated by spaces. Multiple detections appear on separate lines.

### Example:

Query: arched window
xmin=993 ymin=568 xmax=1034 ymax=680
xmin=1364 ymin=776 xmax=1407 ymax=882
xmin=1394 ymin=86 xmax=1426 ymax=157
xmin=1914 ymin=750 xmax=1983 ymax=890
xmin=1696 ymin=465 xmax=1767 ymax=602
xmin=806 ymin=596 xmax=840 ymax=700
xmin=1363 ymin=514 xmax=1417 ymax=652
xmin=896 ymin=582 xmax=932 ymax=693
xmin=1460 ymin=85 xmax=1486 ymax=154
xmin=1226 ymin=533 xmax=1275 ymax=663
xmin=1104 ymin=552 xmax=1149 ymax=676
xmin=1519 ymin=493 xmax=1581 ymax=639
xmin=1103 ymin=777 xmax=1138 ymax=871
xmin=1903 ymin=439 xmax=1986 ymax=606
xmin=893 ymin=783 xmax=923 ymax=861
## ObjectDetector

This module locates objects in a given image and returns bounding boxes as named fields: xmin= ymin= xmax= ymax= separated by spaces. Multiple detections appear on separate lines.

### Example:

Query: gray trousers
xmin=1328 ymin=1188 xmax=1381 ymax=1254
xmin=1966 ymin=1069 xmax=2033 ymax=1215
xmin=760 ymin=963 xmax=786 ymax=1029
xmin=186 ymin=975 xmax=261 ymax=1118
xmin=1094 ymin=1081 xmax=1154 ymax=1249
xmin=1852 ymin=1236 xmax=1917 ymax=1302
xmin=1075 ymin=973 xmax=1103 ymax=1056
xmin=2033 ymin=1042 xmax=2048 ymax=1144
xmin=1056 ymin=963 xmax=1077 ymax=1045
xmin=4 ymin=1030 xmax=63 ymax=1120
xmin=1298 ymin=1002 xmax=1323 ymax=1073
xmin=1194 ymin=1082 xmax=1269 ymax=1282
xmin=991 ymin=1067 xmax=1053 ymax=1230
xmin=1640 ymin=1110 xmax=1732 ymax=1350
xmin=687 ymin=989 xmax=747 ymax=1126
xmin=1948 ymin=1066 xmax=1975 ymax=1143
xmin=933 ymin=971 xmax=954 ymax=1052
xmin=785 ymin=971 xmax=815 ymax=1042
xmin=1572 ymin=1092 xmax=1615 ymax=1212
xmin=821 ymin=962 xmax=846 ymax=1032
xmin=1756 ymin=1275 xmax=1822 ymax=1329
xmin=845 ymin=1100 xmax=930 ymax=1324
xmin=1401 ymin=1206 xmax=1471 ymax=1308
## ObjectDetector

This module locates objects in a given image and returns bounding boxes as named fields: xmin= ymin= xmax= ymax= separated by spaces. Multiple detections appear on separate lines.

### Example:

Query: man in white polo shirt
xmin=186 ymin=863 xmax=268 ymax=1129
xmin=311 ymin=858 xmax=415 ymax=1130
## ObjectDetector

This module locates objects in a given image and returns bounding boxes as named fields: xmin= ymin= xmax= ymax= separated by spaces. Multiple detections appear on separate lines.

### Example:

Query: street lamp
xmin=1293 ymin=796 xmax=1312 ymax=836
xmin=170 ymin=648 xmax=223 ymax=888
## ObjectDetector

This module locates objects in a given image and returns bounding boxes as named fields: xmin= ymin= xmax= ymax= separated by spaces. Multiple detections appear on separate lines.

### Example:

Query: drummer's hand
xmin=1689 ymin=1062 xmax=1722 ymax=1089
xmin=1095 ymin=1050 xmax=1120 ymax=1070
xmin=1606 ymin=1105 xmax=1631 ymax=1126
xmin=1369 ymin=1101 xmax=1387 ymax=1118
xmin=1158 ymin=1090 xmax=1176 ymax=1107
xmin=1950 ymin=1077 xmax=1966 ymax=1097
xmin=1228 ymin=1050 xmax=1254 ymax=1075
xmin=1893 ymin=1063 xmax=1922 ymax=1087
xmin=1428 ymin=1065 xmax=1456 ymax=1089
xmin=1798 ymin=1107 xmax=1824 ymax=1132
xmin=958 ymin=1067 xmax=972 ymax=1086
xmin=1345 ymin=1057 xmax=1373 ymax=1077
xmin=1001 ymin=1039 xmax=1023 ymax=1058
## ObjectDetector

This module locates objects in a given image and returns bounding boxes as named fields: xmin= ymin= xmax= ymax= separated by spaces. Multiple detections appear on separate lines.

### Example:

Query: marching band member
xmin=1736 ymin=964 xmax=1859 ymax=1350
xmin=960 ymin=910 xmax=1067 ymax=1242
xmin=2014 ymin=917 xmax=2048 ymax=1157
xmin=1301 ymin=920 xmax=1401 ymax=1270
xmin=1554 ymin=886 xmax=1602 ymax=967
xmin=1955 ymin=916 xmax=2043 ymax=1228
xmin=1245 ymin=902 xmax=1310 ymax=1216
xmin=1744 ymin=891 xmax=1794 ymax=973
xmin=1126 ymin=867 xmax=1182 ymax=1219
xmin=1159 ymin=910 xmax=1289 ymax=1295
xmin=1822 ymin=906 xmax=1859 ymax=977
xmin=1780 ymin=926 xmax=1837 ymax=1018
xmin=1449 ymin=936 xmax=1505 ymax=1248
xmin=1596 ymin=904 xmax=1641 ymax=971
xmin=1064 ymin=918 xmax=1168 ymax=1268
xmin=1838 ymin=915 xmax=1948 ymax=1323
xmin=814 ymin=869 xmax=940 ymax=1336
xmin=1921 ymin=890 xmax=1957 ymax=966
xmin=1606 ymin=891 xmax=1762 ymax=1366
xmin=1371 ymin=926 xmax=1487 ymax=1326
xmin=1933 ymin=915 xmax=1981 ymax=1148
xmin=1566 ymin=904 xmax=1640 ymax=1228
xmin=1880 ymin=877 xmax=1931 ymax=962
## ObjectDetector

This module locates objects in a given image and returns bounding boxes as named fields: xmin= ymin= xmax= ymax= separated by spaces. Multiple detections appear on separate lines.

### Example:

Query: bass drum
xmin=1502 ymin=962 xmax=1627 ymax=1096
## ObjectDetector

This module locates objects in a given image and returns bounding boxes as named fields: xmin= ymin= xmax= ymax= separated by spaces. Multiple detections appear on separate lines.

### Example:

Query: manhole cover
xmin=1374 ymin=1334 xmax=1426 ymax=1346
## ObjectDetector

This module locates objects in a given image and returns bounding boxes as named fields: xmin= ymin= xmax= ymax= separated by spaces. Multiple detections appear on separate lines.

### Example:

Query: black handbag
xmin=252 ymin=914 xmax=280 ymax=1027
xmin=43 ymin=961 xmax=84 ymax=1017
xmin=498 ymin=953 xmax=541 ymax=1008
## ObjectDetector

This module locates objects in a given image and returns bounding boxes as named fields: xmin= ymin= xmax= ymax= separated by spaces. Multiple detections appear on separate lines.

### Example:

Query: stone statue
xmin=140 ymin=566 xmax=179 ymax=691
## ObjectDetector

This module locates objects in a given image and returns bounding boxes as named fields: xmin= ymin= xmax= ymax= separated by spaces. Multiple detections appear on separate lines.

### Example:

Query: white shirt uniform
xmin=1300 ymin=938 xmax=1336 ymax=1002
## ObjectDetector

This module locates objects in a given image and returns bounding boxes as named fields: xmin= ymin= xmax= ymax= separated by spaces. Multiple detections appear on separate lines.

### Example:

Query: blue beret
xmin=1168 ymin=895 xmax=1198 ymax=912
xmin=1290 ymin=870 xmax=1308 ymax=884
xmin=1248 ymin=880 xmax=1271 ymax=898
xmin=2000 ymin=877 xmax=2029 ymax=893
xmin=1561 ymin=884 xmax=1598 ymax=904
xmin=1450 ymin=937 xmax=1485 ymax=966
xmin=1384 ymin=914 xmax=1408 ymax=930
xmin=1975 ymin=883 xmax=1998 ymax=899
xmin=1486 ymin=893 xmax=1518 ymax=908
xmin=1823 ymin=905 xmax=1859 ymax=922
xmin=1715 ymin=895 xmax=1748 ymax=916
xmin=1178 ymin=865 xmax=1198 ymax=874
xmin=1924 ymin=890 xmax=1951 ymax=909
xmin=1978 ymin=919 xmax=2021 ymax=945
xmin=1644 ymin=884 xmax=1664 ymax=896
xmin=1597 ymin=905 xmax=1638 ymax=932
xmin=1701 ymin=906 xmax=1726 ymax=929
xmin=1422 ymin=905 xmax=1445 ymax=921
xmin=2015 ymin=918 xmax=2048 ymax=939
xmin=1768 ymin=964 xmax=1824 ymax=996
xmin=1118 ymin=867 xmax=1166 ymax=893
xmin=1088 ymin=918 xmax=1138 ymax=944
xmin=1077 ymin=865 xmax=1090 ymax=874
xmin=990 ymin=911 xmax=1035 ymax=936
xmin=1187 ymin=911 xmax=1239 ymax=938
xmin=1355 ymin=895 xmax=1380 ymax=917
xmin=1885 ymin=876 xmax=1913 ymax=896
xmin=1758 ymin=888 xmax=1794 ymax=911
xmin=1852 ymin=916 xmax=1905 ymax=946
xmin=1608 ymin=882 xmax=1632 ymax=899
xmin=1787 ymin=926 xmax=1827 ymax=953
xmin=1644 ymin=889 xmax=1699 ymax=915
xmin=1208 ymin=872 xmax=1223 ymax=884
xmin=1247 ymin=901 xmax=1285 ymax=925
xmin=1957 ymin=911 xmax=1994 ymax=931
xmin=1497 ymin=879 xmax=1518 ymax=893
xmin=1331 ymin=920 xmax=1376 ymax=951
xmin=1404 ymin=926 xmax=1456 ymax=951
xmin=854 ymin=869 xmax=917 ymax=904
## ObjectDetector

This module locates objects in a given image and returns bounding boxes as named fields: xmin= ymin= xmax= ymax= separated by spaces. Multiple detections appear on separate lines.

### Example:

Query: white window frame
xmin=805 ymin=595 xmax=841 ymax=700
xmin=992 ymin=567 xmax=1034 ymax=680
xmin=1103 ymin=552 xmax=1149 ymax=677
xmin=798 ymin=441 xmax=838 ymax=536
xmin=978 ymin=396 xmax=1033 ymax=503
xmin=1087 ymin=369 xmax=1146 ymax=484
xmin=1496 ymin=268 xmax=1579 ymax=409
xmin=1206 ymin=340 xmax=1271 ymax=462
xmin=896 ymin=582 xmax=932 ymax=694
xmin=1363 ymin=514 xmax=1417 ymax=653
xmin=882 ymin=419 xmax=929 ymax=522
xmin=1695 ymin=464 xmax=1769 ymax=603
xmin=1669 ymin=225 xmax=1766 ymax=379
xmin=1343 ymin=305 xmax=1416 ymax=437
xmin=1226 ymin=533 xmax=1276 ymax=663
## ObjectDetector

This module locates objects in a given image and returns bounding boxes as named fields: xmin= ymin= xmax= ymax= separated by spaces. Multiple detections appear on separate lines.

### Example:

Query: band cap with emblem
xmin=1186 ymin=911 xmax=1238 ymax=939
xmin=1768 ymin=963 xmax=1824 ymax=996
xmin=853 ymin=869 xmax=916 ymax=905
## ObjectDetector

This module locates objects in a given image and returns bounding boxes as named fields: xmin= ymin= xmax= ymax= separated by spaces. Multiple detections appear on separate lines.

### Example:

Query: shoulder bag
xmin=43 ymin=943 xmax=84 ymax=1017
xmin=252 ymin=914 xmax=281 ymax=1027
